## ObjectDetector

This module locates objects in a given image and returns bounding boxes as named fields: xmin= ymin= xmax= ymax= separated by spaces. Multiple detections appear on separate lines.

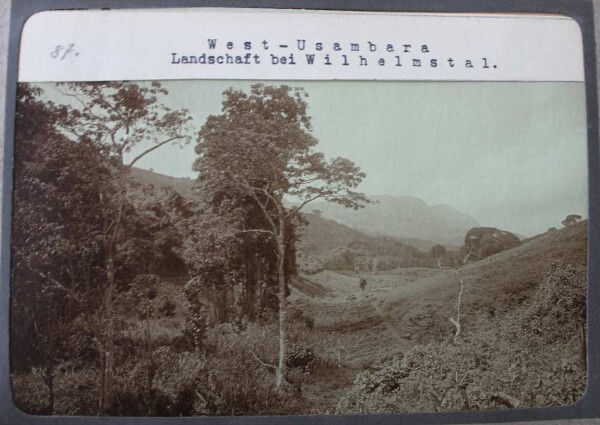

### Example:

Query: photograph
xmin=9 ymin=78 xmax=588 ymax=416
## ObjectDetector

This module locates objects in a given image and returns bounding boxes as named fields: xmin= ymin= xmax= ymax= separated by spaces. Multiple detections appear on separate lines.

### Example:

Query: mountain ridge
xmin=129 ymin=167 xmax=479 ymax=246
xmin=302 ymin=194 xmax=479 ymax=246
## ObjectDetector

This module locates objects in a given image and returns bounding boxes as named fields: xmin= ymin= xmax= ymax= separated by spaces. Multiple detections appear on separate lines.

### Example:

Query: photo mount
xmin=1 ymin=0 xmax=599 ymax=424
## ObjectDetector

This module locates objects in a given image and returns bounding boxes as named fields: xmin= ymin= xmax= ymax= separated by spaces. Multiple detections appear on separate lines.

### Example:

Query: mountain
xmin=298 ymin=213 xmax=427 ymax=256
xmin=302 ymin=195 xmax=479 ymax=246
xmin=128 ymin=169 xmax=476 ymax=247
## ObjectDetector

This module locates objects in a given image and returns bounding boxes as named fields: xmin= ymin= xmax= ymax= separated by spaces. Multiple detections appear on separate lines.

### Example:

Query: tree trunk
xmin=275 ymin=219 xmax=287 ymax=388
xmin=99 ymin=347 xmax=106 ymax=413
xmin=243 ymin=256 xmax=257 ymax=320
xmin=100 ymin=246 xmax=115 ymax=415
xmin=44 ymin=364 xmax=54 ymax=414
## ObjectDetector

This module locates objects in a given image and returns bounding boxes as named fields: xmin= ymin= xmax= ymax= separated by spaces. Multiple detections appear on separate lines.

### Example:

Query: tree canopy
xmin=53 ymin=81 xmax=194 ymax=166
xmin=191 ymin=84 xmax=369 ymax=386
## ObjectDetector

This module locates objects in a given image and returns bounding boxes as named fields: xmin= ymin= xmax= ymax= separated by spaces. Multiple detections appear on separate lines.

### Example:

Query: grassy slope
xmin=381 ymin=220 xmax=587 ymax=343
xmin=289 ymin=221 xmax=587 ymax=411
xmin=298 ymin=213 xmax=439 ymax=254
xmin=143 ymin=218 xmax=586 ymax=414
xmin=297 ymin=213 xmax=433 ymax=272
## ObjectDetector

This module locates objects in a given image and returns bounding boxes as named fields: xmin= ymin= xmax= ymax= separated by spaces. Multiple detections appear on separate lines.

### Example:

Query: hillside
xmin=302 ymin=195 xmax=479 ymax=246
xmin=297 ymin=213 xmax=433 ymax=270
xmin=291 ymin=219 xmax=587 ymax=355
xmin=288 ymin=220 xmax=587 ymax=411
xmin=128 ymin=168 xmax=442 ymax=256
xmin=379 ymin=219 xmax=588 ymax=342
xmin=127 ymin=169 xmax=479 ymax=248
xmin=129 ymin=167 xmax=195 ymax=197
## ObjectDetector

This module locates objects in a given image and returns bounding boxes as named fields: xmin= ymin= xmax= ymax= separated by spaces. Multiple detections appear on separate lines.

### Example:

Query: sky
xmin=43 ymin=80 xmax=588 ymax=237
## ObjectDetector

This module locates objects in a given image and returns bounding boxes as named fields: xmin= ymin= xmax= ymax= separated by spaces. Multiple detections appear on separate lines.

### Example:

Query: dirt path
xmin=368 ymin=297 xmax=413 ymax=353
xmin=289 ymin=269 xmax=448 ymax=412
xmin=288 ymin=268 xmax=466 ymax=413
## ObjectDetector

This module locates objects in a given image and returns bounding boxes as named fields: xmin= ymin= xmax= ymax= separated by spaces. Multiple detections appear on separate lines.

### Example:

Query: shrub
xmin=288 ymin=308 xmax=314 ymax=330
xmin=11 ymin=372 xmax=50 ymax=414
xmin=158 ymin=297 xmax=177 ymax=318
xmin=11 ymin=365 xmax=100 ymax=415
xmin=337 ymin=261 xmax=587 ymax=413
xmin=202 ymin=323 xmax=300 ymax=414
xmin=286 ymin=341 xmax=316 ymax=373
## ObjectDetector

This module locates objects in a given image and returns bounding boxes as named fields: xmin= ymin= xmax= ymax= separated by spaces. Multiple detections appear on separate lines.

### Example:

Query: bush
xmin=158 ymin=297 xmax=177 ymax=318
xmin=297 ymin=252 xmax=324 ymax=275
xmin=286 ymin=341 xmax=316 ymax=373
xmin=202 ymin=323 xmax=300 ymax=414
xmin=12 ymin=365 xmax=100 ymax=415
xmin=11 ymin=372 xmax=51 ymax=414
xmin=288 ymin=308 xmax=314 ymax=330
xmin=337 ymin=261 xmax=587 ymax=413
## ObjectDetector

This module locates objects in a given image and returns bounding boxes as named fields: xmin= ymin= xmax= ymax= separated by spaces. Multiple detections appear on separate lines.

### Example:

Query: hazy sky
xmin=44 ymin=80 xmax=588 ymax=237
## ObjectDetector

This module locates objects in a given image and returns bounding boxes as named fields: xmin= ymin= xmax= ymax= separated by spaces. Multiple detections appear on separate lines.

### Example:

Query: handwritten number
xmin=50 ymin=44 xmax=78 ymax=60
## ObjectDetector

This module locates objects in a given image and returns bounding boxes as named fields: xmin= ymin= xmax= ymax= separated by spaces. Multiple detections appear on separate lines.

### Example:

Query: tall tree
xmin=53 ymin=81 xmax=193 ymax=165
xmin=48 ymin=81 xmax=194 ymax=412
xmin=12 ymin=85 xmax=117 ymax=413
xmin=194 ymin=84 xmax=368 ymax=386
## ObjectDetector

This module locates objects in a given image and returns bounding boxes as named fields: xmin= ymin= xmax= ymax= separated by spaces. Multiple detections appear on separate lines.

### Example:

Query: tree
xmin=12 ymin=85 xmax=118 ymax=413
xmin=562 ymin=214 xmax=583 ymax=227
xmin=53 ymin=81 xmax=193 ymax=165
xmin=182 ymin=190 xmax=298 ymax=325
xmin=431 ymin=244 xmax=446 ymax=268
xmin=194 ymin=84 xmax=369 ymax=387
xmin=47 ymin=81 xmax=194 ymax=413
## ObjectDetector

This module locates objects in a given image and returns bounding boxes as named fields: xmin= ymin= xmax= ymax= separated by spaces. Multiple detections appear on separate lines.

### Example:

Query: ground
xmin=289 ymin=268 xmax=446 ymax=412
xmin=286 ymin=220 xmax=587 ymax=412
xmin=12 ymin=221 xmax=585 ymax=415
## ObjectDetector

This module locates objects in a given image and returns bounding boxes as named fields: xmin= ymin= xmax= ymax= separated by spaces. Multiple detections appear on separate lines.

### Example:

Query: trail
xmin=288 ymin=269 xmax=446 ymax=413
xmin=368 ymin=295 xmax=413 ymax=353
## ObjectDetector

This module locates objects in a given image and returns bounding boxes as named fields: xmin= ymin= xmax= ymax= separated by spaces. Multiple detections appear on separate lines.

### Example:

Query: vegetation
xmin=190 ymin=84 xmax=368 ymax=386
xmin=460 ymin=227 xmax=521 ymax=262
xmin=337 ymin=261 xmax=586 ymax=413
xmin=10 ymin=82 xmax=588 ymax=416
xmin=562 ymin=214 xmax=583 ymax=227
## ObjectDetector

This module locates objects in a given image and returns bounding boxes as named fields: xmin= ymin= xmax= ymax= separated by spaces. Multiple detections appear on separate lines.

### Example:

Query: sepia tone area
xmin=9 ymin=80 xmax=588 ymax=416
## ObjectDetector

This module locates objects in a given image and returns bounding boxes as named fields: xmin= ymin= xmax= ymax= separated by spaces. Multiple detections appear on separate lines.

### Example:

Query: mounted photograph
xmin=9 ymin=78 xmax=588 ymax=416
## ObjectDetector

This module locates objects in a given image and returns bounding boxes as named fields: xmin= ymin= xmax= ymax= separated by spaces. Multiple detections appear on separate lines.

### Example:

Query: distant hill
xmin=128 ymin=168 xmax=472 ymax=250
xmin=297 ymin=213 xmax=373 ymax=255
xmin=302 ymin=195 xmax=479 ymax=246
xmin=129 ymin=167 xmax=195 ymax=197
xmin=297 ymin=213 xmax=432 ymax=271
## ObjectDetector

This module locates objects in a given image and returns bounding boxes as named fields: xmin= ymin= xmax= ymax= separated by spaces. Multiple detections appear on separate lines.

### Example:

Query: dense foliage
xmin=11 ymin=83 xmax=197 ymax=415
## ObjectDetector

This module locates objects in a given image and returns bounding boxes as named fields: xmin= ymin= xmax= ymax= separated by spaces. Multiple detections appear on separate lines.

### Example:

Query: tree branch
xmin=15 ymin=249 xmax=82 ymax=304
xmin=250 ymin=350 xmax=277 ymax=370
xmin=238 ymin=229 xmax=276 ymax=237
xmin=240 ymin=179 xmax=279 ymax=234
xmin=126 ymin=136 xmax=185 ymax=168
xmin=449 ymin=270 xmax=465 ymax=343
xmin=286 ymin=193 xmax=325 ymax=218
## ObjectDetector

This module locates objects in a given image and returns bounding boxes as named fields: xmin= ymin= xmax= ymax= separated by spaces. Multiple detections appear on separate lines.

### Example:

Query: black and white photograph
xmin=9 ymin=78 xmax=588 ymax=416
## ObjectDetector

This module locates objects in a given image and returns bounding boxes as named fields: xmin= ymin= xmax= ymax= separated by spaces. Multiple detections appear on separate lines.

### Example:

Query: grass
xmin=286 ymin=221 xmax=588 ymax=412
xmin=13 ymin=222 xmax=586 ymax=415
